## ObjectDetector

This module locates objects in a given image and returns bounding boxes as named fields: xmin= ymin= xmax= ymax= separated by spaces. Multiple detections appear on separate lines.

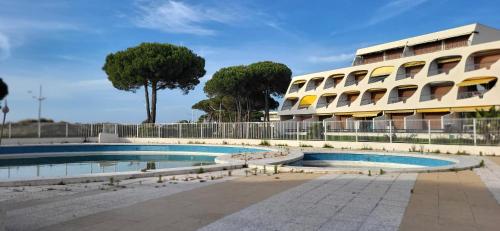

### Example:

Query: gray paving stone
xmin=200 ymin=173 xmax=416 ymax=231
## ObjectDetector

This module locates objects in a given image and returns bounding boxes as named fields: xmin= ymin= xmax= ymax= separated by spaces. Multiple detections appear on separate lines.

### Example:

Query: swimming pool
xmin=299 ymin=152 xmax=456 ymax=168
xmin=0 ymin=144 xmax=268 ymax=180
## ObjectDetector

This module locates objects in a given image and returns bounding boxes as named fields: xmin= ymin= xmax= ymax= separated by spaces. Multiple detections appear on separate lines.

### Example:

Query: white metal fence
xmin=1 ymin=118 xmax=499 ymax=146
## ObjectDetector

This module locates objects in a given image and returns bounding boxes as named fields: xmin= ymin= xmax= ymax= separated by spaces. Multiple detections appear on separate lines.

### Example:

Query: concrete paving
xmin=36 ymin=173 xmax=318 ymax=231
xmin=3 ymin=173 xmax=236 ymax=231
xmin=474 ymin=157 xmax=500 ymax=204
xmin=399 ymin=171 xmax=500 ymax=231
xmin=200 ymin=173 xmax=416 ymax=231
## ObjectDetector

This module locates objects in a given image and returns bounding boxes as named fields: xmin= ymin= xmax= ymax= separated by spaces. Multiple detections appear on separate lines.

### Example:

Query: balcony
xmin=457 ymin=90 xmax=487 ymax=99
xmin=465 ymin=61 xmax=498 ymax=72
xmin=429 ymin=56 xmax=461 ymax=76
xmin=388 ymin=96 xmax=411 ymax=104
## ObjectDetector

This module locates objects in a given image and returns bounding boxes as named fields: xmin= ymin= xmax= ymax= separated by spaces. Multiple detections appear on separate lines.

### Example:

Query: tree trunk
xmin=264 ymin=87 xmax=270 ymax=122
xmin=151 ymin=81 xmax=157 ymax=124
xmin=144 ymin=83 xmax=151 ymax=123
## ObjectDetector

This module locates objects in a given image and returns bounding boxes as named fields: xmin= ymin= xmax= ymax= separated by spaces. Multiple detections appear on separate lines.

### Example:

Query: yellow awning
xmin=403 ymin=61 xmax=425 ymax=67
xmin=416 ymin=108 xmax=450 ymax=113
xmin=299 ymin=95 xmax=316 ymax=107
xmin=329 ymin=74 xmax=344 ymax=78
xmin=352 ymin=111 xmax=381 ymax=118
xmin=370 ymin=66 xmax=394 ymax=77
xmin=334 ymin=112 xmax=353 ymax=116
xmin=437 ymin=57 xmax=461 ymax=64
xmin=456 ymin=76 xmax=497 ymax=87
xmin=397 ymin=85 xmax=418 ymax=90
xmin=352 ymin=70 xmax=368 ymax=75
xmin=367 ymin=88 xmax=387 ymax=92
xmin=343 ymin=90 xmax=360 ymax=94
xmin=311 ymin=77 xmax=325 ymax=81
xmin=292 ymin=79 xmax=306 ymax=84
xmin=384 ymin=109 xmax=415 ymax=114
xmin=451 ymin=106 xmax=494 ymax=112
xmin=321 ymin=93 xmax=337 ymax=97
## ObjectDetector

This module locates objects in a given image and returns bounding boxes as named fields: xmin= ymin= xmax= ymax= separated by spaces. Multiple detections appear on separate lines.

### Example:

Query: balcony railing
xmin=428 ymin=93 xmax=443 ymax=101
xmin=388 ymin=96 xmax=411 ymax=103
xmin=338 ymin=100 xmax=353 ymax=107
xmin=396 ymin=72 xmax=416 ymax=80
xmin=465 ymin=61 xmax=497 ymax=71
xmin=360 ymin=98 xmax=376 ymax=105
xmin=458 ymin=90 xmax=487 ymax=99
xmin=345 ymin=79 xmax=358 ymax=86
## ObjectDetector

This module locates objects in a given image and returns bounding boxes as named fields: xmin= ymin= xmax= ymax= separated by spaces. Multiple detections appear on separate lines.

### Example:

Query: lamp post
xmin=0 ymin=100 xmax=9 ymax=145
xmin=30 ymin=85 xmax=46 ymax=138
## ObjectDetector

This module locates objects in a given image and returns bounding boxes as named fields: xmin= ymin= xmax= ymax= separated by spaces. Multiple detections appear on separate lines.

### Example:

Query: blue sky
xmin=0 ymin=0 xmax=499 ymax=123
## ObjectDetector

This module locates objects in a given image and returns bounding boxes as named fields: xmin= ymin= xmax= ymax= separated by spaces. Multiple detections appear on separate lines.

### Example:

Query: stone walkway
xmin=474 ymin=157 xmax=500 ymax=203
xmin=37 ymin=173 xmax=318 ymax=231
xmin=399 ymin=171 xmax=500 ymax=231
xmin=5 ymin=176 xmax=229 ymax=231
xmin=201 ymin=173 xmax=416 ymax=231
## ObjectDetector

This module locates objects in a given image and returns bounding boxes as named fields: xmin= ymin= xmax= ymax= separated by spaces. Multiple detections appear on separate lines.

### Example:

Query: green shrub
xmin=323 ymin=144 xmax=333 ymax=148
xmin=197 ymin=167 xmax=205 ymax=174
xmin=259 ymin=140 xmax=271 ymax=146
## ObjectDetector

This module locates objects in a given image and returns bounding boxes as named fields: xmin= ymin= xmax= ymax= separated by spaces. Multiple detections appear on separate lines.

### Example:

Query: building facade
xmin=279 ymin=23 xmax=500 ymax=130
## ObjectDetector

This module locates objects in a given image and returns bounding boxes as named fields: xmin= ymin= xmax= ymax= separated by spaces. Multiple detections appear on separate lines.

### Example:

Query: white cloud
xmin=307 ymin=53 xmax=354 ymax=63
xmin=133 ymin=0 xmax=238 ymax=35
xmin=0 ymin=33 xmax=10 ymax=60
xmin=367 ymin=0 xmax=429 ymax=26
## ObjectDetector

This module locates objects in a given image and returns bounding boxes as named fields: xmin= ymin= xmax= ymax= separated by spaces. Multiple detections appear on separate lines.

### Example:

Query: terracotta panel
xmin=413 ymin=41 xmax=441 ymax=55
xmin=438 ymin=61 xmax=459 ymax=73
xmin=398 ymin=89 xmax=416 ymax=98
xmin=430 ymin=85 xmax=452 ymax=99
xmin=391 ymin=113 xmax=413 ymax=129
xmin=371 ymin=91 xmax=386 ymax=103
xmin=333 ymin=77 xmax=343 ymax=86
xmin=405 ymin=66 xmax=423 ymax=76
xmin=385 ymin=48 xmax=403 ymax=60
xmin=423 ymin=112 xmax=448 ymax=129
xmin=444 ymin=35 xmax=469 ymax=49
xmin=474 ymin=53 xmax=500 ymax=68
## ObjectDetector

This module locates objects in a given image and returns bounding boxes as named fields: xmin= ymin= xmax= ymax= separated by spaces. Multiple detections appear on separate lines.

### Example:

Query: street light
xmin=0 ymin=100 xmax=9 ymax=145
xmin=29 ymin=85 xmax=46 ymax=138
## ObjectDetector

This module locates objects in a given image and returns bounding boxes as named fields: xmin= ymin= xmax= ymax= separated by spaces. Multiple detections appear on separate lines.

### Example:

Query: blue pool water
xmin=303 ymin=153 xmax=455 ymax=167
xmin=0 ymin=144 xmax=268 ymax=180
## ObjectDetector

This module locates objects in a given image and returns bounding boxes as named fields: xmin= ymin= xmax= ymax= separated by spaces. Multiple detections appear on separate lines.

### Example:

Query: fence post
xmin=8 ymin=123 xmax=11 ymax=138
xmin=114 ymin=124 xmax=118 ymax=135
xmin=179 ymin=123 xmax=182 ymax=139
xmin=296 ymin=121 xmax=300 ymax=141
xmin=158 ymin=124 xmax=161 ymax=138
xmin=38 ymin=123 xmax=41 ymax=138
xmin=65 ymin=123 xmax=69 ymax=137
xmin=136 ymin=124 xmax=139 ymax=138
xmin=271 ymin=122 xmax=274 ymax=140
xmin=355 ymin=121 xmax=358 ymax=142
xmin=427 ymin=120 xmax=431 ymax=144
xmin=389 ymin=120 xmax=392 ymax=143
xmin=323 ymin=120 xmax=327 ymax=141
xmin=222 ymin=123 xmax=225 ymax=138
xmin=246 ymin=122 xmax=249 ymax=139
xmin=200 ymin=123 xmax=203 ymax=139
xmin=473 ymin=118 xmax=477 ymax=146
xmin=90 ymin=124 xmax=93 ymax=137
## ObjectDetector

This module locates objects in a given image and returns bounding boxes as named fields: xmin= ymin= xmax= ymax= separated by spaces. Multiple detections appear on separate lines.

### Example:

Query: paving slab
xmin=399 ymin=170 xmax=500 ymax=231
xmin=35 ymin=173 xmax=318 ymax=231
xmin=200 ymin=173 xmax=416 ymax=231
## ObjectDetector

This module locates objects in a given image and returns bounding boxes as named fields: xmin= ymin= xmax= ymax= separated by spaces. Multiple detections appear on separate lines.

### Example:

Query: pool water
xmin=302 ymin=153 xmax=455 ymax=167
xmin=0 ymin=144 xmax=269 ymax=181
xmin=0 ymin=154 xmax=215 ymax=180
